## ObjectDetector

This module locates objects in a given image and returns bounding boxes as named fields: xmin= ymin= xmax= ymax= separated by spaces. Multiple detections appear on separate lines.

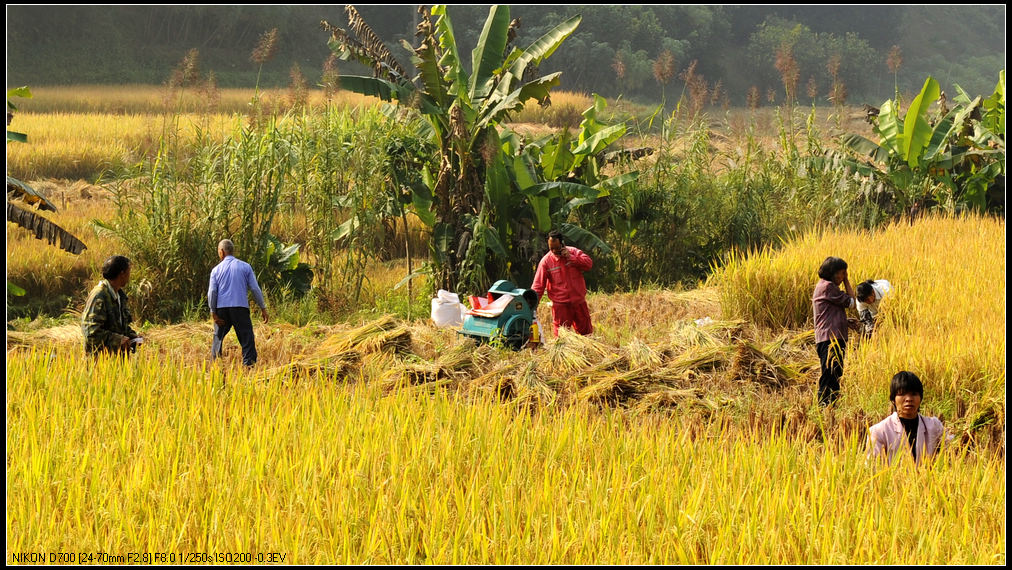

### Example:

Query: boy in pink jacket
xmin=531 ymin=230 xmax=594 ymax=336
xmin=867 ymin=371 xmax=953 ymax=465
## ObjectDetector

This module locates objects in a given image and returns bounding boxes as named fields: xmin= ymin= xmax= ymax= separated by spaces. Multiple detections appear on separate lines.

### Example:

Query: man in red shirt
xmin=531 ymin=230 xmax=594 ymax=336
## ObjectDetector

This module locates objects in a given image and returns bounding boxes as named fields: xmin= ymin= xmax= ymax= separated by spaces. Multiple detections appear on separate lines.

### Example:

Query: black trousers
xmin=211 ymin=307 xmax=257 ymax=366
xmin=815 ymin=338 xmax=846 ymax=405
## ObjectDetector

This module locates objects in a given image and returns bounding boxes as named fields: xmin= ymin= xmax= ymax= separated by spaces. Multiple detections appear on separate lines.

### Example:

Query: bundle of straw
xmin=632 ymin=387 xmax=721 ymax=413
xmin=540 ymin=328 xmax=617 ymax=375
xmin=319 ymin=315 xmax=412 ymax=355
xmin=667 ymin=345 xmax=734 ymax=374
xmin=511 ymin=361 xmax=558 ymax=407
xmin=727 ymin=341 xmax=802 ymax=389
xmin=575 ymin=366 xmax=653 ymax=404
xmin=7 ymin=325 xmax=82 ymax=348
xmin=259 ymin=350 xmax=361 ymax=381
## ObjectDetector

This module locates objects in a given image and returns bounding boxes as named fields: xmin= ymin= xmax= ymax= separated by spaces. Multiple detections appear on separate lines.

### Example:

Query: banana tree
xmin=834 ymin=73 xmax=1005 ymax=213
xmin=7 ymin=87 xmax=87 ymax=256
xmin=323 ymin=4 xmax=585 ymax=293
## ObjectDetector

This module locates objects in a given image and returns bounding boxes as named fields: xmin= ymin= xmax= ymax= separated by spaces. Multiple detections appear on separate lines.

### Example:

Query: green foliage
xmin=6 ymin=6 xmax=1006 ymax=106
xmin=103 ymin=112 xmax=325 ymax=320
xmin=748 ymin=17 xmax=878 ymax=104
xmin=261 ymin=236 xmax=313 ymax=297
xmin=325 ymin=5 xmax=592 ymax=295
xmin=831 ymin=73 xmax=1005 ymax=215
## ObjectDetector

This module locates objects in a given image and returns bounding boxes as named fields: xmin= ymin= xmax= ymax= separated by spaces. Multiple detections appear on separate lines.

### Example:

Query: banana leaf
xmin=432 ymin=5 xmax=470 ymax=104
xmin=406 ymin=39 xmax=449 ymax=111
xmin=7 ymin=202 xmax=87 ymax=254
xmin=558 ymin=223 xmax=611 ymax=254
xmin=840 ymin=134 xmax=890 ymax=164
xmin=924 ymin=98 xmax=979 ymax=163
xmin=338 ymin=75 xmax=399 ymax=102
xmin=510 ymin=15 xmax=581 ymax=79
xmin=902 ymin=77 xmax=940 ymax=168
xmin=7 ymin=176 xmax=57 ymax=211
xmin=875 ymin=99 xmax=903 ymax=157
xmin=470 ymin=5 xmax=511 ymax=101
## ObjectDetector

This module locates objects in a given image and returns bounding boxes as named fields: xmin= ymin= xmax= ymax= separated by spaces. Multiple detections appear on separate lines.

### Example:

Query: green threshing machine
xmin=458 ymin=280 xmax=538 ymax=350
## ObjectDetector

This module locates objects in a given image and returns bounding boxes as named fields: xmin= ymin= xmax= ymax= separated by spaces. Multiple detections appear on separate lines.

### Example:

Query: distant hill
xmin=6 ymin=5 xmax=1005 ymax=104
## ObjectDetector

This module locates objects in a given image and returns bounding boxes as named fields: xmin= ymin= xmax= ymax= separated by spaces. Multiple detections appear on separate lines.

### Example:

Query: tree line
xmin=7 ymin=5 xmax=1005 ymax=105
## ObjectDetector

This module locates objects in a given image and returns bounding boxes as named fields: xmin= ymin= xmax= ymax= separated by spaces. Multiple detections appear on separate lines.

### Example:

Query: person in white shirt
xmin=855 ymin=279 xmax=891 ymax=335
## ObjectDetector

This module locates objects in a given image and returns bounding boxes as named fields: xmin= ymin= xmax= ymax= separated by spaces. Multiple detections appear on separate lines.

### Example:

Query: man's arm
xmin=531 ymin=258 xmax=547 ymax=299
xmin=208 ymin=269 xmax=226 ymax=326
xmin=246 ymin=264 xmax=269 ymax=322
xmin=208 ymin=268 xmax=219 ymax=314
xmin=567 ymin=247 xmax=593 ymax=271
xmin=122 ymin=296 xmax=139 ymax=339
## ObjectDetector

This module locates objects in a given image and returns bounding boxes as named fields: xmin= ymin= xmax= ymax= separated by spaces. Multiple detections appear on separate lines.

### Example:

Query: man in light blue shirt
xmin=209 ymin=239 xmax=269 ymax=366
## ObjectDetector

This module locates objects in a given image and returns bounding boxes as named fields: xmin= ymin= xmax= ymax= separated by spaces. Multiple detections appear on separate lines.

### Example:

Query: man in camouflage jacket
xmin=82 ymin=255 xmax=139 ymax=354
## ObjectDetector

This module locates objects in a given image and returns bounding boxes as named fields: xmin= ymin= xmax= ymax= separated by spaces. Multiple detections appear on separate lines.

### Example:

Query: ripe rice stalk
xmin=788 ymin=329 xmax=815 ymax=347
xmin=632 ymin=387 xmax=723 ymax=413
xmin=569 ymin=354 xmax=629 ymax=384
xmin=539 ymin=339 xmax=592 ymax=375
xmin=6 ymin=324 xmax=81 ymax=347
xmin=465 ymin=362 xmax=521 ymax=397
xmin=260 ymin=349 xmax=362 ymax=382
xmin=357 ymin=327 xmax=413 ymax=354
xmin=5 ymin=332 xmax=35 ymax=349
xmin=468 ymin=343 xmax=497 ymax=370
xmin=668 ymin=319 xmax=746 ymax=350
xmin=395 ymin=362 xmax=444 ymax=385
xmin=644 ymin=366 xmax=695 ymax=387
xmin=555 ymin=328 xmax=616 ymax=360
xmin=436 ymin=343 xmax=479 ymax=372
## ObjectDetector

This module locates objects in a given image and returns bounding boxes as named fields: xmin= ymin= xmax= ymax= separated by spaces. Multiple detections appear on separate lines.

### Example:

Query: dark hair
xmin=889 ymin=371 xmax=924 ymax=403
xmin=817 ymin=257 xmax=848 ymax=281
xmin=101 ymin=255 xmax=131 ymax=281
xmin=547 ymin=229 xmax=565 ymax=244
xmin=856 ymin=280 xmax=875 ymax=301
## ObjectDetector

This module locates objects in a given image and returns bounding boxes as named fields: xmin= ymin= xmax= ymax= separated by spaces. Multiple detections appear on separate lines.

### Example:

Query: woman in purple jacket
xmin=812 ymin=257 xmax=860 ymax=405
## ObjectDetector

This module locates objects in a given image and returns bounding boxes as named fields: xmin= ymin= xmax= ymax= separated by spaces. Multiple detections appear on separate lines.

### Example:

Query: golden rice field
xmin=715 ymin=215 xmax=1006 ymax=419
xmin=5 ymin=86 xmax=601 ymax=181
xmin=6 ymin=214 xmax=1006 ymax=564
xmin=6 ymin=84 xmax=870 ymax=182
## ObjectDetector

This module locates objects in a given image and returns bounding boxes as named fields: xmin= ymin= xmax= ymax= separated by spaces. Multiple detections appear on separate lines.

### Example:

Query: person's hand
xmin=212 ymin=312 xmax=226 ymax=327
xmin=120 ymin=336 xmax=132 ymax=350
xmin=261 ymin=308 xmax=270 ymax=324
xmin=557 ymin=247 xmax=569 ymax=260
